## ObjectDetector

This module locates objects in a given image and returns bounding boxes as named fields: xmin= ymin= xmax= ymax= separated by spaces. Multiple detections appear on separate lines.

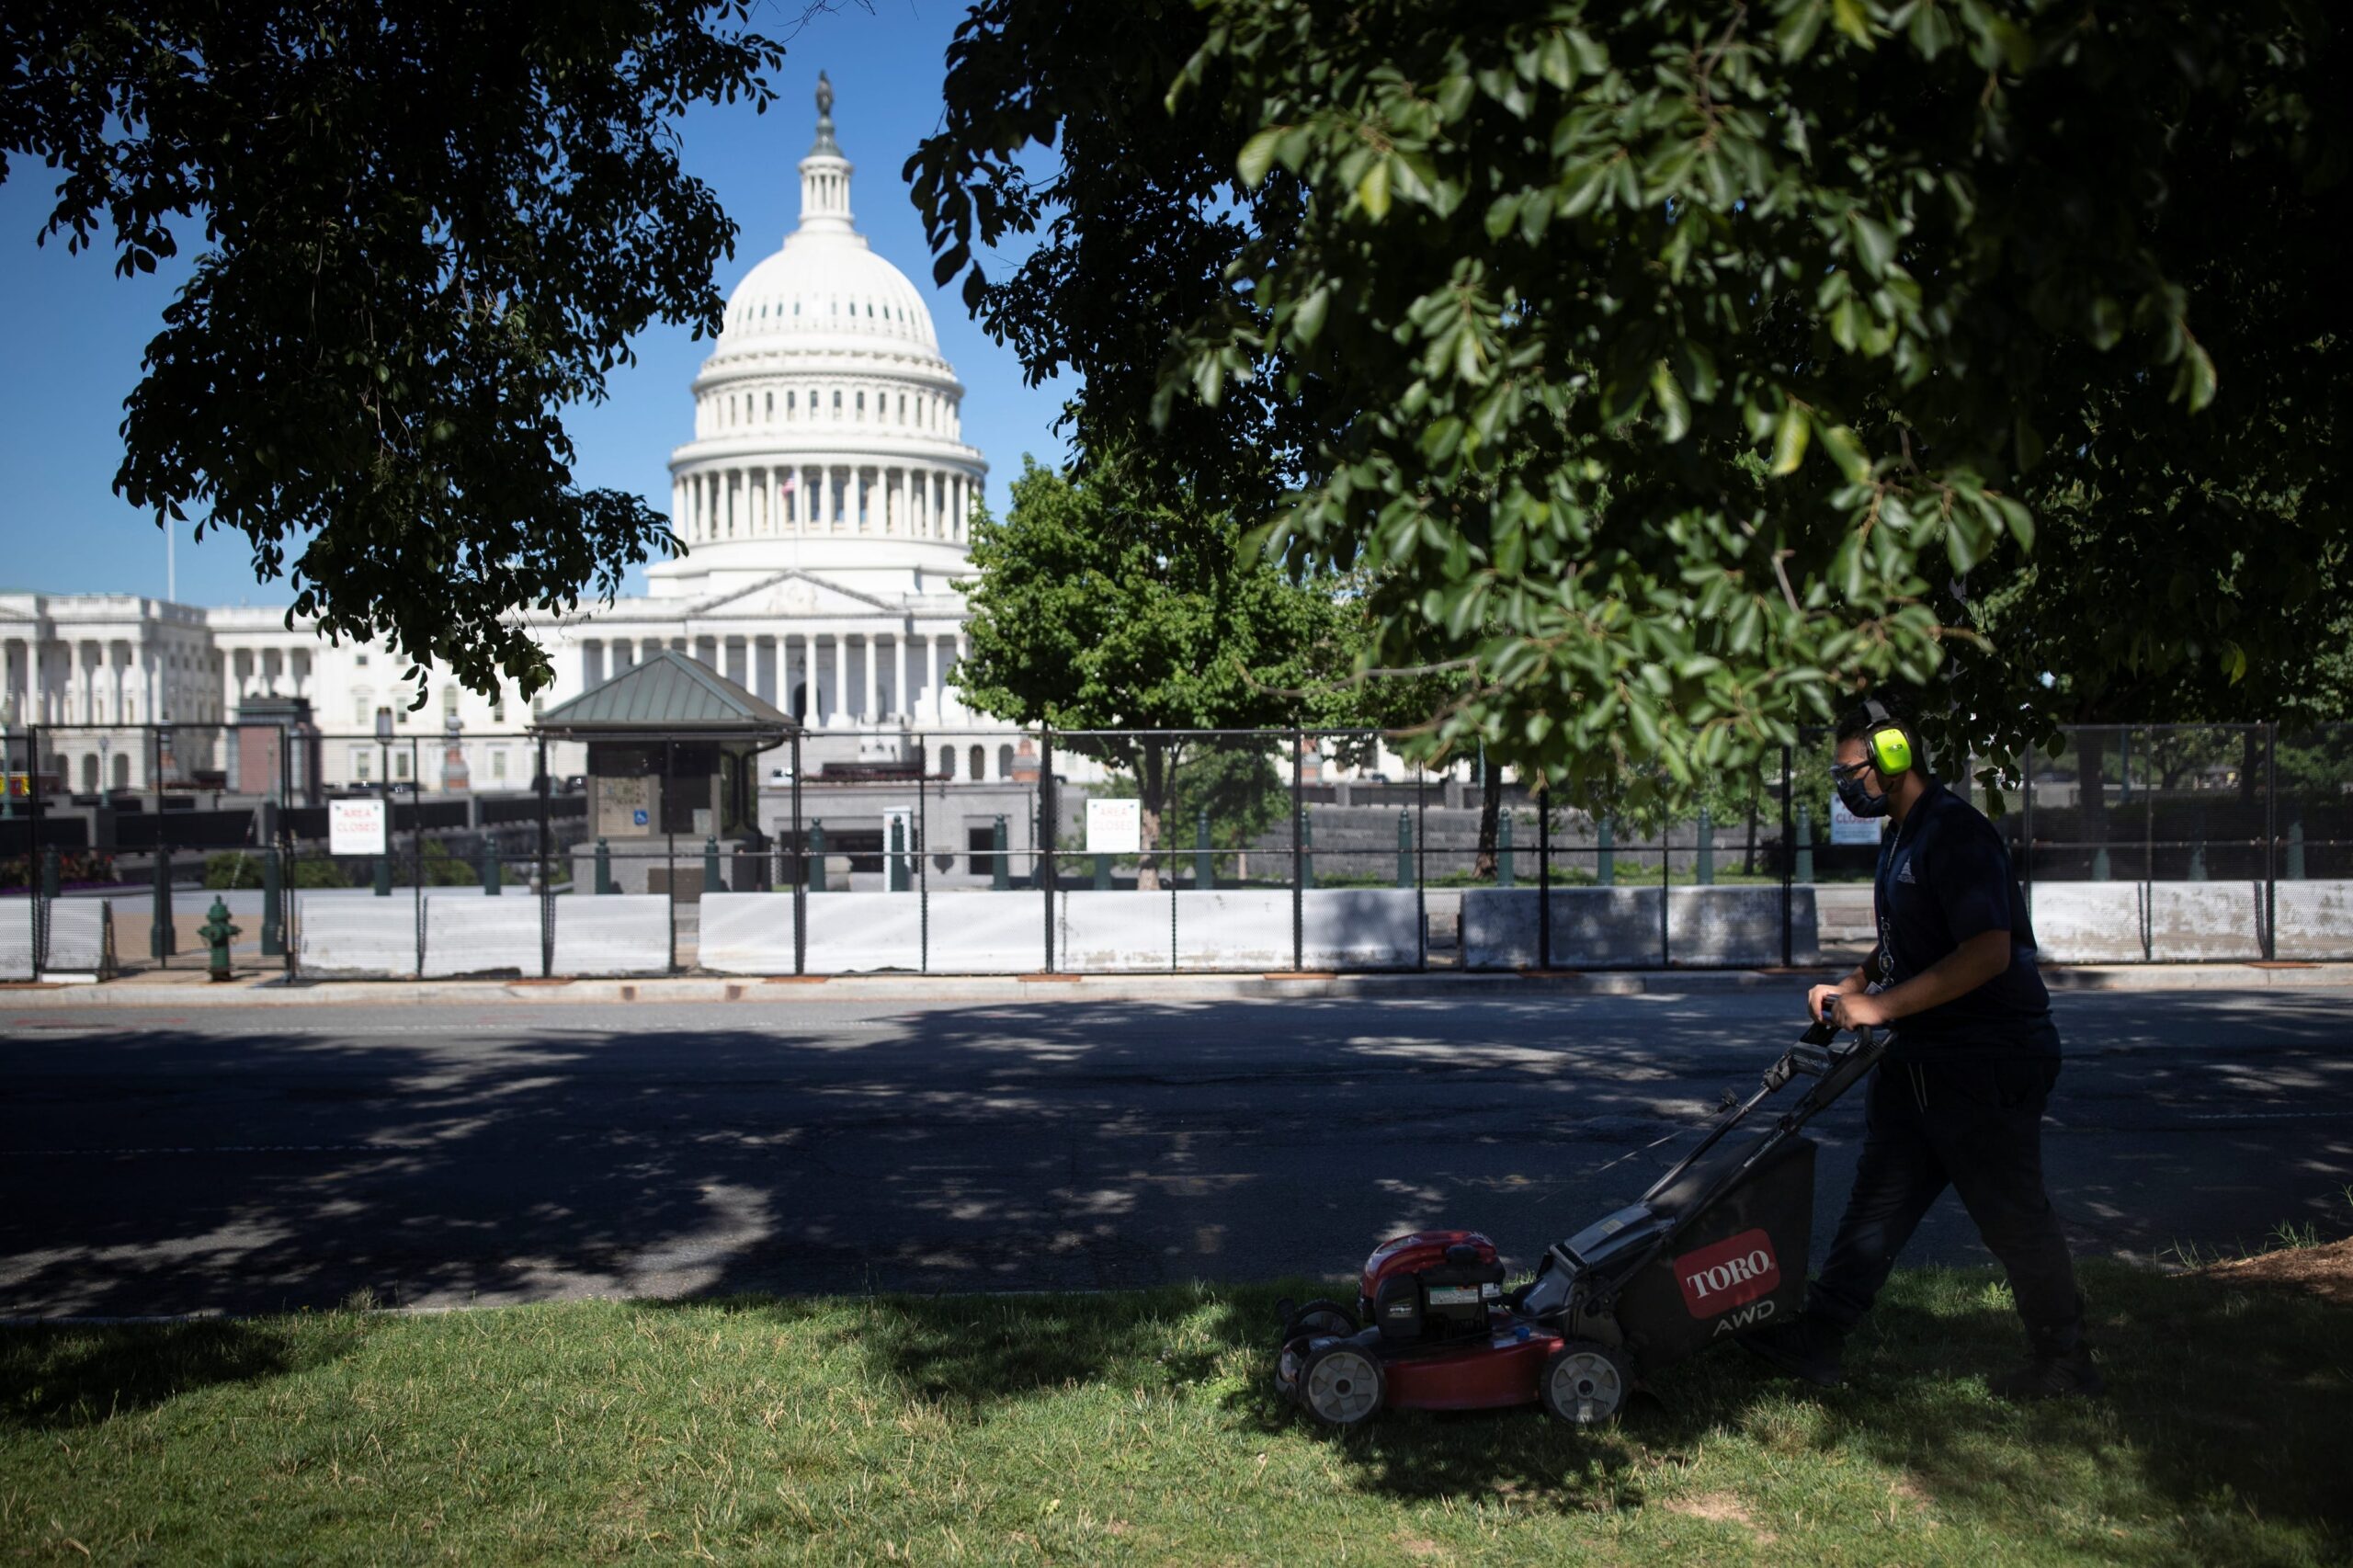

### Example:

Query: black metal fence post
xmin=1290 ymin=728 xmax=1304 ymax=971
xmin=537 ymin=736 xmax=553 ymax=978
xmin=2263 ymin=721 xmax=2279 ymax=960
xmin=412 ymin=737 xmax=426 ymax=978
xmin=1537 ymin=780 xmax=1552 ymax=970
xmin=2021 ymin=740 xmax=2035 ymax=924
xmin=790 ymin=727 xmax=805 ymax=974
xmin=1040 ymin=728 xmax=1057 ymax=971
xmin=1779 ymin=744 xmax=1794 ymax=968
xmin=1415 ymin=763 xmax=1427 ymax=970
xmin=664 ymin=736 xmax=677 ymax=974
xmin=26 ymin=724 xmax=41 ymax=978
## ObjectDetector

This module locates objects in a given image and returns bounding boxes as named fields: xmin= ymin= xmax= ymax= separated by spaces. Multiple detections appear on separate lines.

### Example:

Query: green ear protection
xmin=1862 ymin=699 xmax=1915 ymax=777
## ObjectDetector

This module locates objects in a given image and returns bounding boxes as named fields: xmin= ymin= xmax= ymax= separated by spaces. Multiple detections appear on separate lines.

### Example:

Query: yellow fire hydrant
xmin=199 ymin=896 xmax=242 ymax=983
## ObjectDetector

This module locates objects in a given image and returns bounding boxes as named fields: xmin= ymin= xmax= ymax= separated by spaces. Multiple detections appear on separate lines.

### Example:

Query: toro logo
xmin=1673 ymin=1228 xmax=1780 ymax=1318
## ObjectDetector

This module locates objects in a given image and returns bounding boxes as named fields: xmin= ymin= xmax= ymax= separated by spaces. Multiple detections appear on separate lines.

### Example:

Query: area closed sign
xmin=329 ymin=798 xmax=388 ymax=857
xmin=1085 ymin=798 xmax=1141 ymax=856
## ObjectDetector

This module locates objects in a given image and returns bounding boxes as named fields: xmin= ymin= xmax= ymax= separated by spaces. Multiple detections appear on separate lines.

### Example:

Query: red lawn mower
xmin=1275 ymin=1017 xmax=1884 ymax=1426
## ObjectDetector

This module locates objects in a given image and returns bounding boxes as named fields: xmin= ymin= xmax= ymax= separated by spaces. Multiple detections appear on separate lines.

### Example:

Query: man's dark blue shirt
xmin=1870 ymin=780 xmax=2059 ymax=1060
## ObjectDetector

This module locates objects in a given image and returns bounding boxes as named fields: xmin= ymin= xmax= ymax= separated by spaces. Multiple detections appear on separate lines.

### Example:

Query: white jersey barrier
xmin=551 ymin=895 xmax=671 ymax=977
xmin=295 ymin=894 xmax=420 ymax=978
xmin=42 ymin=899 xmax=115 ymax=976
xmin=1052 ymin=888 xmax=1420 ymax=972
xmin=2031 ymin=879 xmax=2353 ymax=963
xmin=0 ymin=900 xmax=35 ymax=981
xmin=422 ymin=892 xmax=544 ymax=978
xmin=1461 ymin=887 xmax=1818 ymax=970
xmin=2274 ymin=881 xmax=2353 ymax=960
xmin=698 ymin=892 xmax=801 ymax=974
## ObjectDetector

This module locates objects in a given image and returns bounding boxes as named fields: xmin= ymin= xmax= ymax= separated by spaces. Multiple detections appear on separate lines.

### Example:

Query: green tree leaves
xmin=3 ymin=1 xmax=786 ymax=697
xmin=911 ymin=0 xmax=2348 ymax=794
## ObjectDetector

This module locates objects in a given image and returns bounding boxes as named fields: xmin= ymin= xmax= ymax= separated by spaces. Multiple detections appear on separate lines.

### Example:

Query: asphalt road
xmin=5 ymin=990 xmax=2350 ymax=1318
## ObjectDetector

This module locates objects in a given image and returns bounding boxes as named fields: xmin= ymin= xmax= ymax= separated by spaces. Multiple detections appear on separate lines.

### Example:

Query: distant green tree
xmin=954 ymin=453 xmax=1348 ymax=887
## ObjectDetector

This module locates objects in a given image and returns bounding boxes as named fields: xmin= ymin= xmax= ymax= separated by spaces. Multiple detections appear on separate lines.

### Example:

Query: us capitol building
xmin=0 ymin=78 xmax=1025 ymax=797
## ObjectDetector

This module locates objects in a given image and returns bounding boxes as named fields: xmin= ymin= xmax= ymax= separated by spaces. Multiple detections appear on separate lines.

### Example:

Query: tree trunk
xmin=1472 ymin=756 xmax=1503 ymax=879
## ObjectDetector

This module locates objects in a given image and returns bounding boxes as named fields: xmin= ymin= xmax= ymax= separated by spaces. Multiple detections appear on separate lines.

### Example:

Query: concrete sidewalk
xmin=5 ymin=960 xmax=2349 ymax=1007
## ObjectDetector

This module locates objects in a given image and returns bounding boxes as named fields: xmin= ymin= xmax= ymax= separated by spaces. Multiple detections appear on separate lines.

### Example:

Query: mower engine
xmin=1362 ymin=1230 xmax=1506 ymax=1346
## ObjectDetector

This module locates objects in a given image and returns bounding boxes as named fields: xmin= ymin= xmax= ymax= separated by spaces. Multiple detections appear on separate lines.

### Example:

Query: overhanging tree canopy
xmin=911 ymin=0 xmax=2349 ymax=807
xmin=3 ymin=1 xmax=795 ymax=697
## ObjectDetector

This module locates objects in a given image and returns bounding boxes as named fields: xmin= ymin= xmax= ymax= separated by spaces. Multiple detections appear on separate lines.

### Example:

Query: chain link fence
xmin=4 ymin=721 xmax=2345 ymax=980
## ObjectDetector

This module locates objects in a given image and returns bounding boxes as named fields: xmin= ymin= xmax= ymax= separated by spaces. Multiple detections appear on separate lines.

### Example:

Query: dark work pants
xmin=1809 ymin=1056 xmax=2084 ymax=1348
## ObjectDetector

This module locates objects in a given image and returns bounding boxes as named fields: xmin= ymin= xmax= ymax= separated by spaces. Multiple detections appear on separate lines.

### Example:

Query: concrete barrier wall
xmin=2027 ymin=882 xmax=2144 ymax=963
xmin=422 ymin=893 xmax=544 ymax=978
xmin=2275 ymin=881 xmax=2353 ymax=960
xmin=551 ymin=895 xmax=672 ymax=976
xmin=0 ymin=901 xmax=32 ymax=981
xmin=296 ymin=894 xmax=420 ymax=978
xmin=928 ymin=893 xmax=1048 ymax=972
xmin=42 ymin=899 xmax=113 ymax=976
xmin=698 ymin=892 xmax=800 ymax=974
xmin=801 ymin=892 xmax=927 ymax=973
xmin=2146 ymin=881 xmax=2266 ymax=961
xmin=1461 ymin=887 xmax=1817 ymax=969
xmin=1052 ymin=889 xmax=1422 ymax=972
xmin=1301 ymin=889 xmax=1423 ymax=970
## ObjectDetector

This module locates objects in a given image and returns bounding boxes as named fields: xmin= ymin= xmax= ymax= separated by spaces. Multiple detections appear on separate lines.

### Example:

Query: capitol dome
xmin=648 ymin=73 xmax=986 ymax=605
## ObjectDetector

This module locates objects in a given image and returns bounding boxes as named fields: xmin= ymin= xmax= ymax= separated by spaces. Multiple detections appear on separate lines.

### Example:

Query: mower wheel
xmin=1299 ymin=1342 xmax=1386 ymax=1426
xmin=1280 ymin=1298 xmax=1360 ymax=1343
xmin=1540 ymin=1341 xmax=1631 ymax=1426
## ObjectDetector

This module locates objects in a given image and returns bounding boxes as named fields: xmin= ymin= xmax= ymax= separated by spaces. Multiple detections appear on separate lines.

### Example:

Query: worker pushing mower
xmin=1276 ymin=698 xmax=2097 ymax=1426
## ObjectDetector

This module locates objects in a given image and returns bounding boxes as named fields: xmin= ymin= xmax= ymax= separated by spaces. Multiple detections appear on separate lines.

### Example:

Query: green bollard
xmin=1195 ymin=808 xmax=1214 ymax=891
xmin=991 ymin=815 xmax=1009 ymax=891
xmin=1093 ymin=847 xmax=1112 ymax=891
xmin=1302 ymin=812 xmax=1315 ymax=890
xmin=1597 ymin=818 xmax=1615 ymax=887
xmin=152 ymin=846 xmax=176 ymax=960
xmin=1397 ymin=809 xmax=1414 ymax=889
xmin=595 ymin=837 xmax=614 ymax=895
xmin=1497 ymin=812 xmax=1514 ymax=887
xmin=890 ymin=821 xmax=909 ymax=892
xmin=807 ymin=820 xmax=825 ymax=892
xmin=40 ymin=844 xmax=60 ymax=901
xmin=1696 ymin=808 xmax=1714 ymax=886
xmin=480 ymin=839 xmax=501 ymax=895
xmin=2091 ymin=845 xmax=2110 ymax=881
xmin=374 ymin=848 xmax=392 ymax=896
xmin=261 ymin=847 xmax=284 ymax=955
xmin=1793 ymin=805 xmax=1814 ymax=884
xmin=705 ymin=834 xmax=722 ymax=896
xmin=2286 ymin=818 xmax=2306 ymax=881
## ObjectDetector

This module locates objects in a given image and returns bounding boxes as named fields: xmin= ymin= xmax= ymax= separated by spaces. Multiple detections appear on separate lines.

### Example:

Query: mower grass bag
xmin=1276 ymin=1019 xmax=1881 ymax=1427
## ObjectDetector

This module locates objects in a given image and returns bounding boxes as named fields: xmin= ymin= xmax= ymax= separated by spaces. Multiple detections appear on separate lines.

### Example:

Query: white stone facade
xmin=0 ymin=81 xmax=1019 ymax=796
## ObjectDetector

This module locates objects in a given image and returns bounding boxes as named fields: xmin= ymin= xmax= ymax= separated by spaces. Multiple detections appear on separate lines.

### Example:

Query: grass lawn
xmin=3 ymin=1257 xmax=2345 ymax=1565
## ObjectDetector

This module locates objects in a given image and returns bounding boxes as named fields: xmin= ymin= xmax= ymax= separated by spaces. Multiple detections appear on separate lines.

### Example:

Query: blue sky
xmin=0 ymin=0 xmax=1066 ymax=608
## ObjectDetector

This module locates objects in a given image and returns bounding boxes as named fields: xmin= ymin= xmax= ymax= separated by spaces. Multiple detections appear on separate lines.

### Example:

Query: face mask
xmin=1836 ymin=770 xmax=1891 ymax=819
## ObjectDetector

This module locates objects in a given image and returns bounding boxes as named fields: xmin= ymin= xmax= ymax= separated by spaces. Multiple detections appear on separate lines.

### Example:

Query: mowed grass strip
xmin=2 ymin=1259 xmax=2344 ymax=1565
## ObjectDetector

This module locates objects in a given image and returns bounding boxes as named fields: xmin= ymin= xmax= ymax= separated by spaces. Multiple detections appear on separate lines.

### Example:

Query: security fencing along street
xmin=2 ymin=720 xmax=2346 ymax=981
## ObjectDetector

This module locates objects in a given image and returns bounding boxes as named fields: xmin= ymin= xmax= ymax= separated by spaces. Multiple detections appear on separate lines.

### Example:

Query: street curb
xmin=5 ymin=962 xmax=2349 ymax=1008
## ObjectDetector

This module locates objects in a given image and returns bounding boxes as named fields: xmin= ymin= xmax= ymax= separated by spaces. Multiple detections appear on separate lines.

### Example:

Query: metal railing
xmin=3 ymin=721 xmax=2344 ymax=978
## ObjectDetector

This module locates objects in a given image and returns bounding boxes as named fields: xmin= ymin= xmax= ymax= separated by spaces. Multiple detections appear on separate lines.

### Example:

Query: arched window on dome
xmin=997 ymin=744 xmax=1015 ymax=781
xmin=765 ymin=392 xmax=773 ymax=421
xmin=969 ymin=744 xmax=985 ymax=782
xmin=856 ymin=392 xmax=865 ymax=422
xmin=788 ymin=391 xmax=797 ymax=419
xmin=938 ymin=745 xmax=955 ymax=779
xmin=832 ymin=390 xmax=842 ymax=417
xmin=898 ymin=393 xmax=906 ymax=424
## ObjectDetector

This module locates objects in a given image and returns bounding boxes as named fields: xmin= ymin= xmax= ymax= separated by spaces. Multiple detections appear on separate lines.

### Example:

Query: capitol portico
xmin=0 ymin=77 xmax=1020 ymax=796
